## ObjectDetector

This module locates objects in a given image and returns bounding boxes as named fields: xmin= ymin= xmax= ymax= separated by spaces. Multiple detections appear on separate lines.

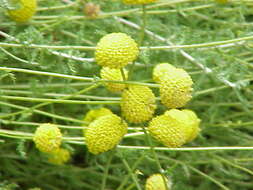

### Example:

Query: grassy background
xmin=0 ymin=0 xmax=253 ymax=189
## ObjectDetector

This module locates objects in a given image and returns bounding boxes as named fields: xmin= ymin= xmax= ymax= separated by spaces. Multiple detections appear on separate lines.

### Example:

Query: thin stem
xmin=0 ymin=42 xmax=95 ymax=50
xmin=189 ymin=166 xmax=230 ymax=190
xmin=1 ymin=35 xmax=251 ymax=52
xmin=0 ymin=67 xmax=159 ymax=88
xmin=215 ymin=156 xmax=253 ymax=176
xmin=119 ymin=152 xmax=142 ymax=190
xmin=116 ymin=152 xmax=146 ymax=190
xmin=0 ymin=119 xmax=84 ymax=129
xmin=117 ymin=145 xmax=253 ymax=151
xmin=0 ymin=95 xmax=120 ymax=105
xmin=0 ymin=83 xmax=100 ymax=120
xmin=120 ymin=68 xmax=127 ymax=81
xmin=138 ymin=5 xmax=147 ymax=46
xmin=0 ymin=101 xmax=86 ymax=124
xmin=101 ymin=150 xmax=115 ymax=190
xmin=0 ymin=89 xmax=121 ymax=101
xmin=142 ymin=127 xmax=169 ymax=190
xmin=37 ymin=1 xmax=77 ymax=11
xmin=32 ymin=0 xmax=193 ymax=21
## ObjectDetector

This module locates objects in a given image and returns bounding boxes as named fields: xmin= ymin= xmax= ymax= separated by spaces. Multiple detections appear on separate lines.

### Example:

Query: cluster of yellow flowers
xmin=25 ymin=1 xmax=202 ymax=174
xmin=76 ymin=31 xmax=200 ymax=156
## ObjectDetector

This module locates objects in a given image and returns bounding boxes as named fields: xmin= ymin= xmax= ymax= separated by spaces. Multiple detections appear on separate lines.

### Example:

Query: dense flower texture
xmin=153 ymin=63 xmax=176 ymax=83
xmin=148 ymin=109 xmax=200 ymax=148
xmin=159 ymin=67 xmax=193 ymax=108
xmin=181 ymin=109 xmax=201 ymax=142
xmin=48 ymin=148 xmax=71 ymax=165
xmin=95 ymin=33 xmax=139 ymax=69
xmin=83 ymin=107 xmax=113 ymax=123
xmin=145 ymin=174 xmax=170 ymax=190
xmin=123 ymin=0 xmax=157 ymax=5
xmin=8 ymin=0 xmax=37 ymax=23
xmin=100 ymin=67 xmax=128 ymax=93
xmin=33 ymin=123 xmax=62 ymax=153
xmin=85 ymin=114 xmax=128 ymax=154
xmin=121 ymin=85 xmax=156 ymax=123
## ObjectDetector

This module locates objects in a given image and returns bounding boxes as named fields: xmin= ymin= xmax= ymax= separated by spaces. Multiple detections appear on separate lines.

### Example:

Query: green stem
xmin=0 ymin=89 xmax=120 ymax=101
xmin=101 ymin=151 xmax=115 ymax=190
xmin=37 ymin=1 xmax=77 ymax=11
xmin=215 ymin=156 xmax=253 ymax=176
xmin=138 ymin=5 xmax=147 ymax=46
xmin=189 ymin=166 xmax=230 ymax=190
xmin=0 ymin=67 xmax=159 ymax=88
xmin=1 ymin=35 xmax=253 ymax=51
xmin=0 ymin=83 xmax=100 ymax=120
xmin=118 ymin=151 xmax=142 ymax=190
xmin=0 ymin=101 xmax=86 ymax=124
xmin=142 ymin=127 xmax=169 ymax=190
xmin=120 ymin=68 xmax=127 ymax=81
xmin=117 ymin=145 xmax=253 ymax=151
xmin=129 ymin=5 xmax=147 ymax=81
xmin=0 ymin=95 xmax=120 ymax=105
xmin=117 ymin=152 xmax=146 ymax=190
xmin=0 ymin=119 xmax=84 ymax=129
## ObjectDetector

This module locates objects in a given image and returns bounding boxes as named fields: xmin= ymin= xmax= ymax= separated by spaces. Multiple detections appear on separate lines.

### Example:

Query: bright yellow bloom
xmin=153 ymin=63 xmax=176 ymax=83
xmin=100 ymin=67 xmax=128 ymax=93
xmin=121 ymin=85 xmax=156 ymax=123
xmin=33 ymin=123 xmax=62 ymax=153
xmin=95 ymin=33 xmax=139 ymax=69
xmin=182 ymin=109 xmax=201 ymax=142
xmin=48 ymin=148 xmax=71 ymax=165
xmin=123 ymin=0 xmax=157 ymax=5
xmin=148 ymin=114 xmax=187 ymax=148
xmin=8 ymin=0 xmax=37 ymax=23
xmin=83 ymin=107 xmax=113 ymax=123
xmin=160 ymin=68 xmax=193 ymax=108
xmin=145 ymin=174 xmax=170 ymax=190
xmin=85 ymin=114 xmax=128 ymax=154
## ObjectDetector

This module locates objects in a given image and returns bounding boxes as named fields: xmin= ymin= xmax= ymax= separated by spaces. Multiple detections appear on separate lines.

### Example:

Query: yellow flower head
xmin=121 ymin=85 xmax=157 ymax=123
xmin=85 ymin=114 xmax=128 ymax=154
xmin=160 ymin=68 xmax=193 ymax=108
xmin=153 ymin=109 xmax=200 ymax=145
xmin=182 ymin=109 xmax=201 ymax=142
xmin=33 ymin=123 xmax=62 ymax=153
xmin=95 ymin=33 xmax=139 ymax=69
xmin=123 ymin=0 xmax=157 ymax=5
xmin=83 ymin=107 xmax=113 ymax=123
xmin=145 ymin=174 xmax=170 ymax=190
xmin=153 ymin=63 xmax=176 ymax=83
xmin=100 ymin=67 xmax=128 ymax=93
xmin=8 ymin=0 xmax=37 ymax=23
xmin=148 ymin=113 xmax=187 ymax=148
xmin=48 ymin=148 xmax=71 ymax=165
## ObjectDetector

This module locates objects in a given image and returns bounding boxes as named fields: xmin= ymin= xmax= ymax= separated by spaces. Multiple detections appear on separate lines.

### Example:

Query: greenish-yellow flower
xmin=100 ymin=67 xmax=128 ymax=93
xmin=160 ymin=68 xmax=193 ymax=108
xmin=83 ymin=107 xmax=113 ymax=123
xmin=95 ymin=33 xmax=139 ymax=69
xmin=33 ymin=123 xmax=62 ymax=153
xmin=145 ymin=174 xmax=170 ymax=190
xmin=85 ymin=114 xmax=128 ymax=154
xmin=8 ymin=0 xmax=37 ymax=23
xmin=121 ymin=85 xmax=156 ymax=123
